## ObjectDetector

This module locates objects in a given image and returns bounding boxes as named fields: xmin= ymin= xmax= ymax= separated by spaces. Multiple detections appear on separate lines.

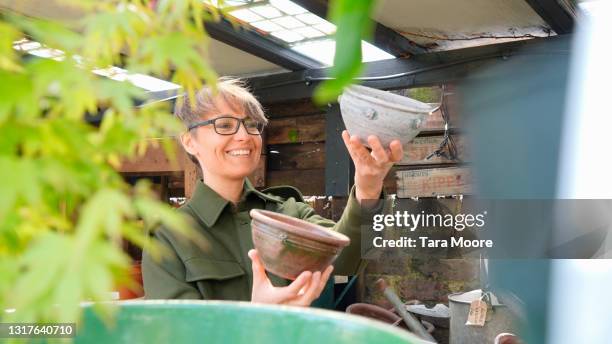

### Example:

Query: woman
xmin=142 ymin=78 xmax=403 ymax=306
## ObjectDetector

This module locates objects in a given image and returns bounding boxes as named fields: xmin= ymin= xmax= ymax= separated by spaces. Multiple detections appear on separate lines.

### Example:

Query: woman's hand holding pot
xmin=248 ymin=249 xmax=333 ymax=306
xmin=341 ymin=130 xmax=403 ymax=203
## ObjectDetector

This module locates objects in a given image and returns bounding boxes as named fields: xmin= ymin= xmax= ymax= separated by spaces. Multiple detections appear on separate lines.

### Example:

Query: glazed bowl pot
xmin=73 ymin=300 xmax=429 ymax=344
xmin=339 ymin=85 xmax=440 ymax=148
xmin=250 ymin=209 xmax=350 ymax=280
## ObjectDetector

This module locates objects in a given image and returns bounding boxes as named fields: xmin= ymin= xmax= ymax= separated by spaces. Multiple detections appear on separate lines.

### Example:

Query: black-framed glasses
xmin=188 ymin=115 xmax=265 ymax=135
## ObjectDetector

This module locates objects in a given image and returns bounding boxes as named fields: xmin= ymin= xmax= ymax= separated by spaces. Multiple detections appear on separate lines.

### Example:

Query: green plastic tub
xmin=74 ymin=300 xmax=427 ymax=343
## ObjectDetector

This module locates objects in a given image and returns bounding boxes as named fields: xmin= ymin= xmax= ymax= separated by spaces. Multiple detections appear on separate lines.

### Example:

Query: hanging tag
xmin=465 ymin=299 xmax=487 ymax=326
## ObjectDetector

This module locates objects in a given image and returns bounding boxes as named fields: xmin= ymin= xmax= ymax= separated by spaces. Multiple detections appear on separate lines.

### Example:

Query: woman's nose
xmin=234 ymin=121 xmax=250 ymax=139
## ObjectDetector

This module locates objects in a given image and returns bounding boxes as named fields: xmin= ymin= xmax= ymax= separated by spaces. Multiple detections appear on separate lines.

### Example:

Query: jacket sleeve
xmin=296 ymin=186 xmax=384 ymax=276
xmin=142 ymin=228 xmax=203 ymax=300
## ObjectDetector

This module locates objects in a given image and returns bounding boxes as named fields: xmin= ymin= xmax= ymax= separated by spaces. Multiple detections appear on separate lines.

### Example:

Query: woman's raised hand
xmin=248 ymin=249 xmax=333 ymax=306
xmin=341 ymin=130 xmax=403 ymax=202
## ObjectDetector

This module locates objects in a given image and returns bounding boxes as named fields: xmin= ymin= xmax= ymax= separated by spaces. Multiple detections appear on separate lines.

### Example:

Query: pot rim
xmin=250 ymin=209 xmax=350 ymax=247
xmin=342 ymin=85 xmax=439 ymax=116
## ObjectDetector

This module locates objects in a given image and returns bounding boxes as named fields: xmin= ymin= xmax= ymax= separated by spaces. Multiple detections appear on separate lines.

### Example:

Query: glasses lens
xmin=244 ymin=118 xmax=264 ymax=134
xmin=214 ymin=117 xmax=239 ymax=135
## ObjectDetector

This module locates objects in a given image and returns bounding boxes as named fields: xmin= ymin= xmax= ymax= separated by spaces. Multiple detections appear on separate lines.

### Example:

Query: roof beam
xmin=525 ymin=0 xmax=574 ymax=34
xmin=291 ymin=0 xmax=427 ymax=56
xmin=204 ymin=18 xmax=324 ymax=71
xmin=247 ymin=35 xmax=570 ymax=103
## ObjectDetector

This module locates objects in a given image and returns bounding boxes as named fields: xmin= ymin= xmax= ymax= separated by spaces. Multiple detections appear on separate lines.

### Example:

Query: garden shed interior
xmin=1 ymin=0 xmax=577 ymax=340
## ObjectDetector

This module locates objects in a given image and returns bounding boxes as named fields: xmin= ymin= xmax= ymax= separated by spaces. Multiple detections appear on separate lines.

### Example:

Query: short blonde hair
xmin=174 ymin=77 xmax=268 ymax=131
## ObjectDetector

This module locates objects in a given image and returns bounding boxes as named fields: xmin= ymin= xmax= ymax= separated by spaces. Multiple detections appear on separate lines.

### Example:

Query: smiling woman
xmin=143 ymin=78 xmax=342 ymax=305
xmin=142 ymin=77 xmax=403 ymax=307
xmin=175 ymin=78 xmax=268 ymax=171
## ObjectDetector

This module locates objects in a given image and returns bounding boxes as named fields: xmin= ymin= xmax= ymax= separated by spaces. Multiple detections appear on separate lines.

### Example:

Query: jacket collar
xmin=187 ymin=178 xmax=282 ymax=227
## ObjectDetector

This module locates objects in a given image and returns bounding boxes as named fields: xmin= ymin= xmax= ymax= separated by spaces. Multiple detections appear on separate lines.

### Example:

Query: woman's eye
xmin=217 ymin=122 xmax=233 ymax=129
xmin=245 ymin=121 xmax=258 ymax=128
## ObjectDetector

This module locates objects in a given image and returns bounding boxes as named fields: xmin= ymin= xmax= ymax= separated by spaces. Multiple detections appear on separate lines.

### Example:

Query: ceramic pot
xmin=339 ymin=85 xmax=439 ymax=147
xmin=346 ymin=303 xmax=435 ymax=334
xmin=75 ymin=300 xmax=426 ymax=343
xmin=250 ymin=209 xmax=350 ymax=280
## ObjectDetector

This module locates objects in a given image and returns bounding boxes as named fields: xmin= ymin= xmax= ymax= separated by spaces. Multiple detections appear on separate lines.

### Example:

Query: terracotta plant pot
xmin=346 ymin=303 xmax=435 ymax=334
xmin=250 ymin=209 xmax=350 ymax=280
xmin=117 ymin=261 xmax=144 ymax=300
xmin=347 ymin=303 xmax=402 ymax=325
xmin=339 ymin=85 xmax=440 ymax=148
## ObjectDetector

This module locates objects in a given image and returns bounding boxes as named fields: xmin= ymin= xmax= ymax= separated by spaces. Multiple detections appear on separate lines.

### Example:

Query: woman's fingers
xmin=389 ymin=139 xmax=403 ymax=162
xmin=341 ymin=130 xmax=360 ymax=162
xmin=248 ymin=249 xmax=267 ymax=286
xmin=302 ymin=271 xmax=322 ymax=302
xmin=343 ymin=131 xmax=403 ymax=164
xmin=319 ymin=266 xmax=334 ymax=291
xmin=367 ymin=135 xmax=390 ymax=164
xmin=280 ymin=270 xmax=312 ymax=299
xmin=290 ymin=265 xmax=334 ymax=306
xmin=350 ymin=136 xmax=371 ymax=162
xmin=290 ymin=271 xmax=321 ymax=306
xmin=342 ymin=131 xmax=365 ymax=161
xmin=312 ymin=265 xmax=334 ymax=299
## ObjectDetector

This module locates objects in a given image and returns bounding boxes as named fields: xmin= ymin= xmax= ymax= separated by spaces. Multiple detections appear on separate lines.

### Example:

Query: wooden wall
xmin=263 ymin=99 xmax=327 ymax=196
xmin=118 ymin=86 xmax=472 ymax=199
xmin=118 ymin=86 xmax=478 ymax=316
xmin=263 ymin=85 xmax=472 ymax=198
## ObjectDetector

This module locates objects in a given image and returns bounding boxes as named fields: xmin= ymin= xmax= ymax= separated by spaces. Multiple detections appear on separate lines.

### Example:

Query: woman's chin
xmin=226 ymin=168 xmax=257 ymax=180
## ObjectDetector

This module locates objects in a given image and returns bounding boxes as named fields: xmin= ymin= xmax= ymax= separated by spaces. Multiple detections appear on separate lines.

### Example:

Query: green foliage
xmin=314 ymin=0 xmax=377 ymax=104
xmin=0 ymin=0 xmax=375 ymax=326
xmin=0 ymin=0 xmax=215 ymax=324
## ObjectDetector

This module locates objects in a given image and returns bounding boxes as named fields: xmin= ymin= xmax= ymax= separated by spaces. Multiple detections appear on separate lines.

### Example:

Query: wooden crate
xmin=399 ymin=135 xmax=467 ymax=166
xmin=396 ymin=167 xmax=472 ymax=198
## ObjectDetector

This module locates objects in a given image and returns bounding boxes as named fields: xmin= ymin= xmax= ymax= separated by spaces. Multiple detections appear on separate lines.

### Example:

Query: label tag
xmin=465 ymin=299 xmax=487 ymax=326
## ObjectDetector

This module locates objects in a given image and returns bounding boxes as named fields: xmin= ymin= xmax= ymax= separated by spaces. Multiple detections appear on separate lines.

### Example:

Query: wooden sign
xmin=399 ymin=135 xmax=467 ymax=166
xmin=421 ymin=108 xmax=459 ymax=133
xmin=396 ymin=167 xmax=472 ymax=198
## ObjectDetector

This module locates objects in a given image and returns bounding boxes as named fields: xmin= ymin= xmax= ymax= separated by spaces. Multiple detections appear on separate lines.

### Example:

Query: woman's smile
xmin=226 ymin=148 xmax=252 ymax=157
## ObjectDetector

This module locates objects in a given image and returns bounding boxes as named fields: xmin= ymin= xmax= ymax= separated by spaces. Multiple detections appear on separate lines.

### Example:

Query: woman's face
xmin=183 ymin=98 xmax=262 ymax=182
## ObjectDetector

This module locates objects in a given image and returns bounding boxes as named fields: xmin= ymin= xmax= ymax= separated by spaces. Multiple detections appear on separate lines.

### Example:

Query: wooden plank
xmin=118 ymin=140 xmax=185 ymax=173
xmin=418 ymin=87 xmax=460 ymax=133
xmin=264 ymin=99 xmax=324 ymax=118
xmin=419 ymin=108 xmax=458 ymax=133
xmin=248 ymin=155 xmax=266 ymax=188
xmin=267 ymin=142 xmax=325 ymax=170
xmin=183 ymin=153 xmax=201 ymax=199
xmin=266 ymin=168 xmax=325 ymax=196
xmin=266 ymin=114 xmax=325 ymax=144
xmin=399 ymin=135 xmax=467 ymax=165
xmin=164 ymin=155 xmax=266 ymax=193
xmin=383 ymin=166 xmax=399 ymax=195
xmin=396 ymin=167 xmax=472 ymax=198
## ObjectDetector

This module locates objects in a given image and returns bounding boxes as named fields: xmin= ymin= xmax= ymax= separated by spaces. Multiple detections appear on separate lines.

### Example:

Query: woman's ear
xmin=180 ymin=131 xmax=197 ymax=157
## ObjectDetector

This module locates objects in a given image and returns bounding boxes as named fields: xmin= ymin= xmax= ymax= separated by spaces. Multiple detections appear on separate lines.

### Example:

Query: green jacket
xmin=142 ymin=178 xmax=367 ymax=301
